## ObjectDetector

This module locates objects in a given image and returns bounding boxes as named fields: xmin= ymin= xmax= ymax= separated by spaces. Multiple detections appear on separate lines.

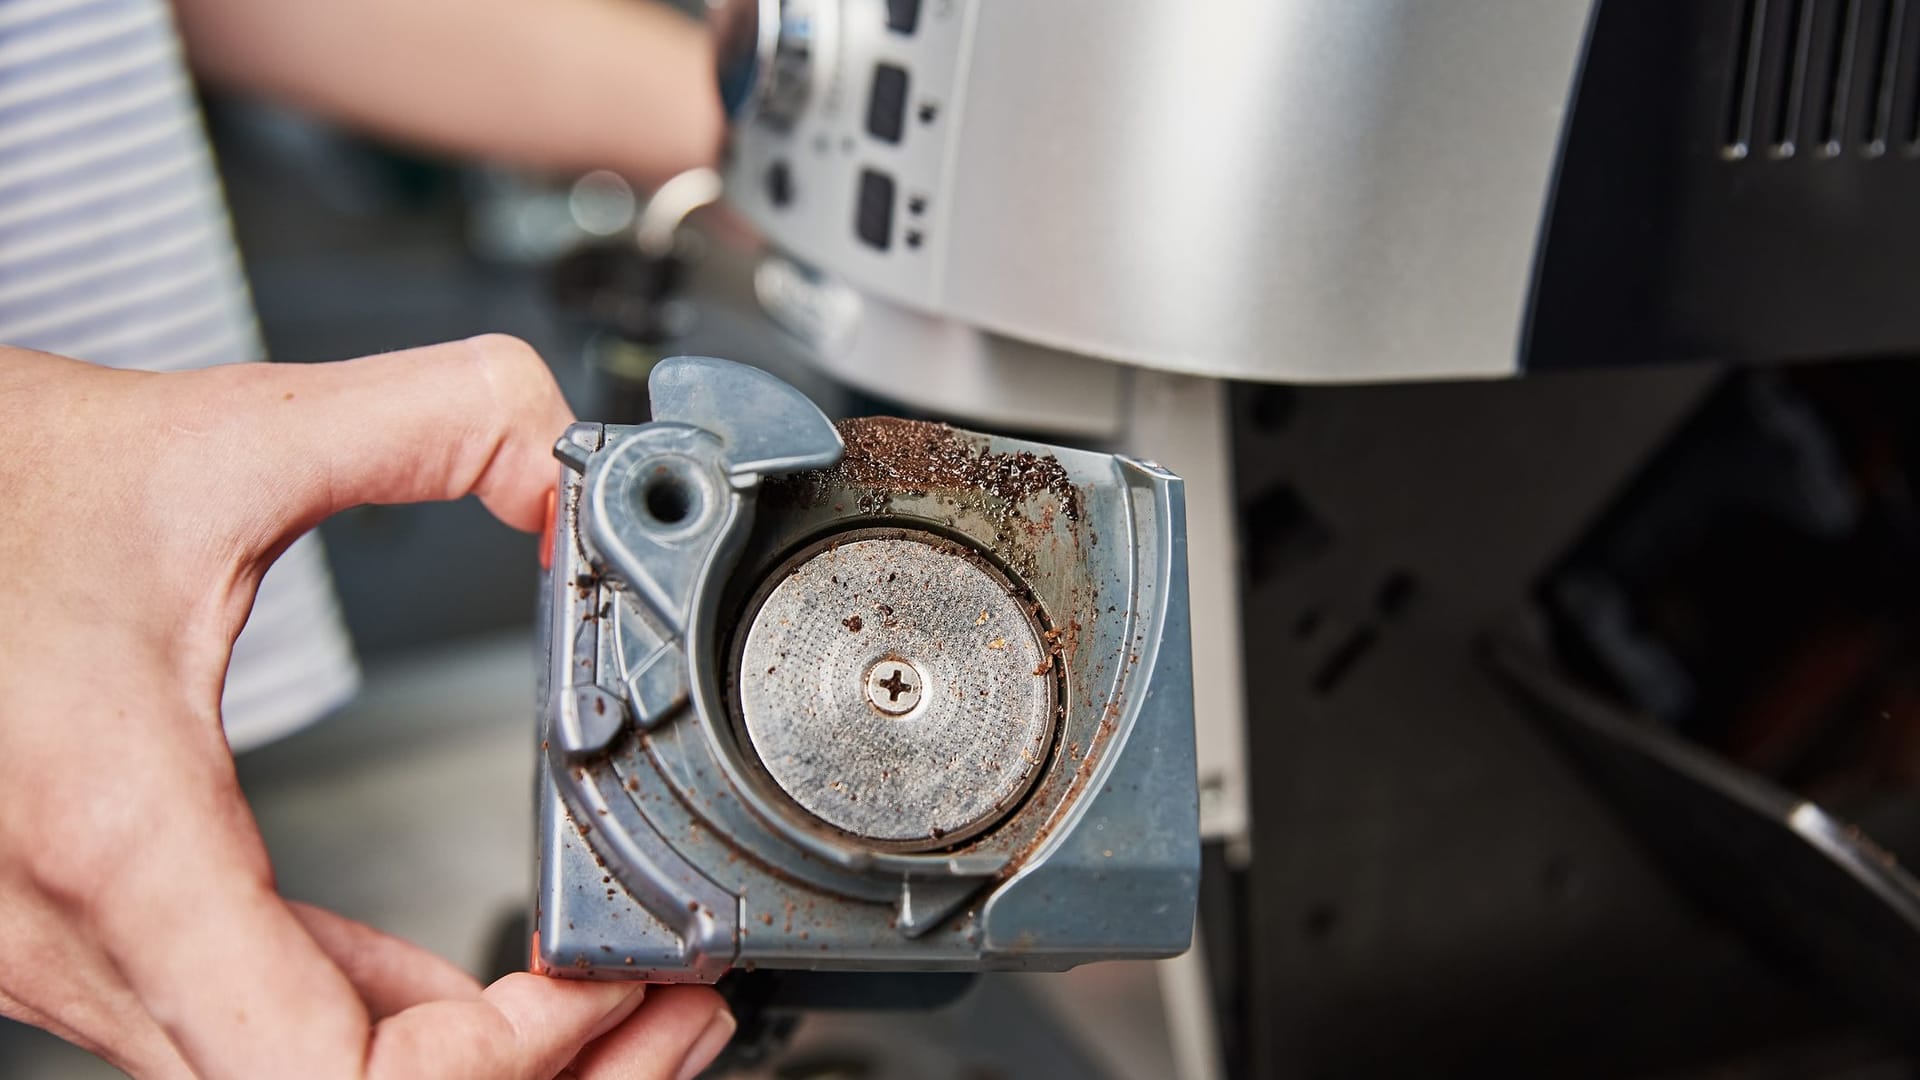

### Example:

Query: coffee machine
xmin=690 ymin=2 xmax=1920 ymax=1074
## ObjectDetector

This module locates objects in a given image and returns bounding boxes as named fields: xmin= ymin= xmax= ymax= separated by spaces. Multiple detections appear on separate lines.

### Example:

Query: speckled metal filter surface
xmin=738 ymin=533 xmax=1056 ymax=847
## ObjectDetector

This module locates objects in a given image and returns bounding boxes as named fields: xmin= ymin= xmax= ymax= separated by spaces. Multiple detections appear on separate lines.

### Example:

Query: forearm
xmin=172 ymin=0 xmax=723 ymax=187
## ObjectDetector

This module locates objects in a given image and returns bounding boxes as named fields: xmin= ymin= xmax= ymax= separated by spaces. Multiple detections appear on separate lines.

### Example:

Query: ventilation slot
xmin=1724 ymin=0 xmax=1920 ymax=158
xmin=1892 ymin=0 xmax=1920 ymax=148
xmin=1813 ymin=0 xmax=1856 ymax=155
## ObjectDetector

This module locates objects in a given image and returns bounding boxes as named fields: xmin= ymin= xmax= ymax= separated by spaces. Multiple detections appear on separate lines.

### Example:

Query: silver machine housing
xmin=717 ymin=0 xmax=1597 ymax=408
xmin=534 ymin=356 xmax=1198 ymax=979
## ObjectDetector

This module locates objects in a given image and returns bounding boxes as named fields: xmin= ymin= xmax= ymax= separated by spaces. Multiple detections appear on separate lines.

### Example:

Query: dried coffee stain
xmin=737 ymin=415 xmax=1130 ymax=883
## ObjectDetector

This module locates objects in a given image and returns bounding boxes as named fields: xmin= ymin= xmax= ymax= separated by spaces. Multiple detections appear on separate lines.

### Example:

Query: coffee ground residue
xmin=824 ymin=417 xmax=1081 ymax=521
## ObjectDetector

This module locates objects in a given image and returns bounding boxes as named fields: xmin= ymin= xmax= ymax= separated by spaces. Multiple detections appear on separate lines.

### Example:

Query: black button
xmin=886 ymin=0 xmax=921 ymax=34
xmin=766 ymin=160 xmax=793 ymax=207
xmin=867 ymin=64 xmax=909 ymax=144
xmin=856 ymin=168 xmax=895 ymax=251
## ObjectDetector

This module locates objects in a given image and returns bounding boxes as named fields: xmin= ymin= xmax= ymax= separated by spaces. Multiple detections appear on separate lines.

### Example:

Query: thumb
xmin=178 ymin=334 xmax=574 ymax=549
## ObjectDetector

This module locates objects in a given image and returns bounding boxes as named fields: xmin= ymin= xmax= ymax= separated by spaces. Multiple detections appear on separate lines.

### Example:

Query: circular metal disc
xmin=737 ymin=535 xmax=1054 ymax=845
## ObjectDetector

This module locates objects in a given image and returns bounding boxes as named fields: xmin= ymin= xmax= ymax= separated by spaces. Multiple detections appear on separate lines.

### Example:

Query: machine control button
xmin=856 ymin=168 xmax=895 ymax=250
xmin=766 ymin=159 xmax=793 ymax=207
xmin=886 ymin=0 xmax=921 ymax=34
xmin=866 ymin=63 xmax=909 ymax=144
xmin=709 ymin=0 xmax=822 ymax=131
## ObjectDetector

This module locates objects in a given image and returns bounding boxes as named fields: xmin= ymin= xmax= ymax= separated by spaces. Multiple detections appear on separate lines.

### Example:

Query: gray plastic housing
xmin=533 ymin=356 xmax=1197 ymax=980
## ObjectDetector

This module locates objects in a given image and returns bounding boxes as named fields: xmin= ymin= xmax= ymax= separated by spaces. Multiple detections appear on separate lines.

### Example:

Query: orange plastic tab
xmin=539 ymin=488 xmax=558 ymax=570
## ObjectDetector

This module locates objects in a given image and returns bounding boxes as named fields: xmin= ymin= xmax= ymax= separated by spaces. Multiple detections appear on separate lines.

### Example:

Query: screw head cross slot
xmin=864 ymin=659 xmax=924 ymax=715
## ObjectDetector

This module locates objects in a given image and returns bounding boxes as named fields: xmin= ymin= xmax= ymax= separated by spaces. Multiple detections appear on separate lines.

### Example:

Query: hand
xmin=175 ymin=0 xmax=724 ymax=189
xmin=0 ymin=336 xmax=732 ymax=1079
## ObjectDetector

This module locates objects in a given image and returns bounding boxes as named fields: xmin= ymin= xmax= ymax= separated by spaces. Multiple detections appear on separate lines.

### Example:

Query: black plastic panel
xmin=866 ymin=63 xmax=909 ymax=145
xmin=886 ymin=0 xmax=921 ymax=35
xmin=855 ymin=168 xmax=895 ymax=251
xmin=1525 ymin=0 xmax=1920 ymax=370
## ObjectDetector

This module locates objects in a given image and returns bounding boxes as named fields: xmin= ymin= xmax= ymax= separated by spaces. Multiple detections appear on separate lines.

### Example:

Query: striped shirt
xmin=0 ymin=0 xmax=359 ymax=750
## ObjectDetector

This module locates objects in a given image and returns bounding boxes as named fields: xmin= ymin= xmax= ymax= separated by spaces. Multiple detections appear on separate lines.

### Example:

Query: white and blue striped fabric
xmin=0 ymin=0 xmax=359 ymax=750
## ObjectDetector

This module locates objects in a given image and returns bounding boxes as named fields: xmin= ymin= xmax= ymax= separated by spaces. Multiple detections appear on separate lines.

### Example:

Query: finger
xmin=367 ymin=973 xmax=647 ymax=1080
xmin=289 ymin=901 xmax=484 ymax=1019
xmin=168 ymin=334 xmax=573 ymax=545
xmin=570 ymin=985 xmax=733 ymax=1080
xmin=63 ymin=720 xmax=376 ymax=1079
xmin=0 ymin=982 xmax=190 ymax=1080
xmin=92 ymin=852 xmax=374 ymax=1079
xmin=0 ymin=988 xmax=194 ymax=1080
xmin=0 ymin=883 xmax=195 ymax=1078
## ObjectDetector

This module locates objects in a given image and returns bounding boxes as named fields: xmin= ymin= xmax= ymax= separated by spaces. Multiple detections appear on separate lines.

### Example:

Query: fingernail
xmin=586 ymin=984 xmax=649 ymax=1042
xmin=673 ymin=1007 xmax=737 ymax=1080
